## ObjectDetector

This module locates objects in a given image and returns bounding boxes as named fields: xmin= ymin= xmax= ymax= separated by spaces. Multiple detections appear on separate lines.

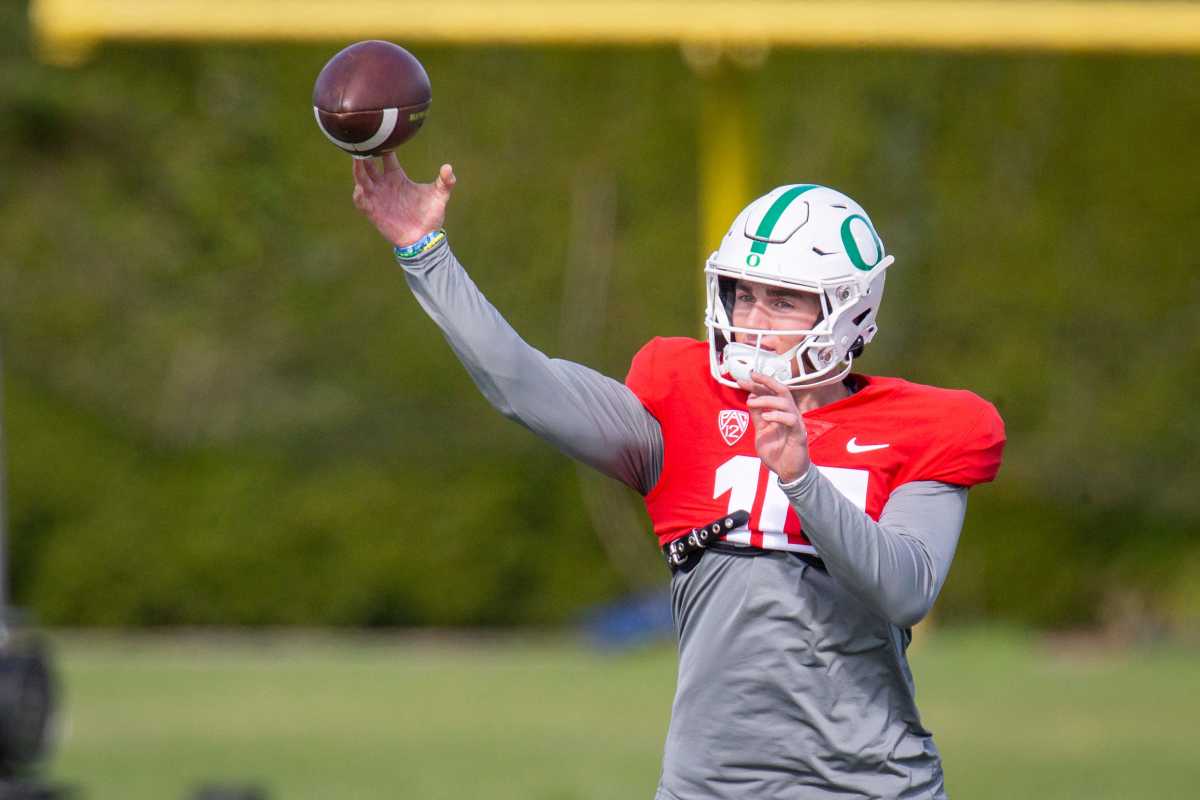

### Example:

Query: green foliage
xmin=1 ymin=1 xmax=1198 ymax=626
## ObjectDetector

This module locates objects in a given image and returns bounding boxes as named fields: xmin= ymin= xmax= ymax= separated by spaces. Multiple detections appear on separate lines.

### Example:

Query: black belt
xmin=663 ymin=511 xmax=825 ymax=574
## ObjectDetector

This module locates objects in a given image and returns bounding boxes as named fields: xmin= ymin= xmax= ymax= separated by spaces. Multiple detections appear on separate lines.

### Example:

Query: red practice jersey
xmin=625 ymin=337 xmax=1006 ymax=554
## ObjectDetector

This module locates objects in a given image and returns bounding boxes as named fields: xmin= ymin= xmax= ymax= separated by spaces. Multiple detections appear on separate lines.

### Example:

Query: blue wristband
xmin=393 ymin=229 xmax=446 ymax=261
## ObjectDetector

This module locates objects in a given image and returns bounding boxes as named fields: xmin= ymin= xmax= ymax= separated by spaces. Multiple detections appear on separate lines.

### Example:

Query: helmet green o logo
xmin=840 ymin=215 xmax=884 ymax=271
xmin=746 ymin=253 xmax=761 ymax=267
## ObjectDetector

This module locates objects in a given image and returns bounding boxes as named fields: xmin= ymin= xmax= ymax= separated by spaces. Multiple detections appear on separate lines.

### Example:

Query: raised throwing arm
xmin=350 ymin=157 xmax=662 ymax=494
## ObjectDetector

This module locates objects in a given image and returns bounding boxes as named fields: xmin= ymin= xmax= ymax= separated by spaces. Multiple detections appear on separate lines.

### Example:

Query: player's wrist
xmin=393 ymin=229 xmax=446 ymax=261
xmin=777 ymin=464 xmax=812 ymax=488
xmin=775 ymin=449 xmax=812 ymax=485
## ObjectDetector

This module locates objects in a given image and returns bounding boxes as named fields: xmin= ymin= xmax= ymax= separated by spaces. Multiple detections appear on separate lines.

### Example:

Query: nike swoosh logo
xmin=846 ymin=437 xmax=890 ymax=454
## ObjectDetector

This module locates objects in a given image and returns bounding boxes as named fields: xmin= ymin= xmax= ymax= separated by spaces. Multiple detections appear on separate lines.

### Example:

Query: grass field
xmin=42 ymin=627 xmax=1199 ymax=800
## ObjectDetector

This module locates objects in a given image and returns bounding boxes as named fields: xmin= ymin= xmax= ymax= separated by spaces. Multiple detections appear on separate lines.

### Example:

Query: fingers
xmin=739 ymin=373 xmax=799 ymax=408
xmin=436 ymin=163 xmax=456 ymax=196
xmin=352 ymin=157 xmax=380 ymax=190
xmin=749 ymin=371 xmax=791 ymax=397
xmin=746 ymin=395 xmax=794 ymax=414
xmin=740 ymin=373 xmax=805 ymax=434
xmin=747 ymin=395 xmax=800 ymax=428
xmin=759 ymin=410 xmax=800 ymax=426
xmin=381 ymin=152 xmax=413 ymax=183
xmin=735 ymin=372 xmax=788 ymax=397
xmin=736 ymin=376 xmax=775 ymax=397
xmin=351 ymin=161 xmax=373 ymax=210
xmin=361 ymin=157 xmax=382 ymax=183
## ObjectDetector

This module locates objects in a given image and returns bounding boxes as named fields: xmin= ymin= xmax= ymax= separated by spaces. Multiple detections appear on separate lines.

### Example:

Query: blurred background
xmin=1 ymin=0 xmax=1198 ymax=798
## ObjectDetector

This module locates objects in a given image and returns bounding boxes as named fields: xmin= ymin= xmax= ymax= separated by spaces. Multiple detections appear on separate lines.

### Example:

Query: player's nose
xmin=742 ymin=301 xmax=769 ymax=329
xmin=742 ymin=306 xmax=783 ymax=351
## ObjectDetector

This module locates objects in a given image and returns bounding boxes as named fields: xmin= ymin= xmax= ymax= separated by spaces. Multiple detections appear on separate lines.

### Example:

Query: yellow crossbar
xmin=31 ymin=0 xmax=1200 ymax=65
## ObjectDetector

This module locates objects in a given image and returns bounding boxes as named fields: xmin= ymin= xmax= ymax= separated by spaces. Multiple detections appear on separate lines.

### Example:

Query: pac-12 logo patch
xmin=718 ymin=410 xmax=749 ymax=446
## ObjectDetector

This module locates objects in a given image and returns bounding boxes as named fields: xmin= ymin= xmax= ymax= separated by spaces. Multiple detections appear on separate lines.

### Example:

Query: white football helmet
xmin=705 ymin=184 xmax=894 ymax=389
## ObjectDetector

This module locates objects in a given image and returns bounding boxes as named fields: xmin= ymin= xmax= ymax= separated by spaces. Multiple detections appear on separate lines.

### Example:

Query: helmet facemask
xmin=707 ymin=274 xmax=860 ymax=389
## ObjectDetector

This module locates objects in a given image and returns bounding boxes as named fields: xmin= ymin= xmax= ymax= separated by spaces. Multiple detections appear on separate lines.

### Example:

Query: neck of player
xmin=791 ymin=378 xmax=852 ymax=414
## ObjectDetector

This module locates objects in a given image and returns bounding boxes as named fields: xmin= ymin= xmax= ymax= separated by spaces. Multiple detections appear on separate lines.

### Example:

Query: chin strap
xmin=795 ymin=358 xmax=855 ymax=389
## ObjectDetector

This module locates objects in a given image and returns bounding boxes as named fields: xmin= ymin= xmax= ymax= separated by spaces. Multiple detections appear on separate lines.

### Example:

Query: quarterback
xmin=351 ymin=156 xmax=1005 ymax=800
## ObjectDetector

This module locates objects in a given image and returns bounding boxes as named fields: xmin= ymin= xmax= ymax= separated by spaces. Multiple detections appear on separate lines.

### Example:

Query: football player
xmin=351 ymin=155 xmax=1005 ymax=800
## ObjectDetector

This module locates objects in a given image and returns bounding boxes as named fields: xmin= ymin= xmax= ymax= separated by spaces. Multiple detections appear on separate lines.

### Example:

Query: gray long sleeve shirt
xmin=400 ymin=240 xmax=967 ymax=628
xmin=400 ymin=239 xmax=980 ymax=799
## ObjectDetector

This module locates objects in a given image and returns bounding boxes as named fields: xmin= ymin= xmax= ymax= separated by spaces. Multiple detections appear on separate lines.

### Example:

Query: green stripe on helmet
xmin=748 ymin=184 xmax=819 ymax=257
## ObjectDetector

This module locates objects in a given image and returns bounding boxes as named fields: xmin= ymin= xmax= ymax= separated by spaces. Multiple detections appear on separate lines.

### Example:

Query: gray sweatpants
xmin=657 ymin=547 xmax=946 ymax=800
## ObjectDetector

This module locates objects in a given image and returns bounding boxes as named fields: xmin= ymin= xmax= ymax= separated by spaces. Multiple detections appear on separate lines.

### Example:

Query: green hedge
xmin=2 ymin=0 xmax=1197 ymax=628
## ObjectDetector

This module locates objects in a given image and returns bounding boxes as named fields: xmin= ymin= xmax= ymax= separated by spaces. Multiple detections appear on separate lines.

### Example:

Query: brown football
xmin=312 ymin=40 xmax=431 ymax=158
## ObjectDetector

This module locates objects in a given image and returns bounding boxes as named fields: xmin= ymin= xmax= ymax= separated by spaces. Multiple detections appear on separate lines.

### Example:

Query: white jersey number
xmin=714 ymin=455 xmax=869 ymax=549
